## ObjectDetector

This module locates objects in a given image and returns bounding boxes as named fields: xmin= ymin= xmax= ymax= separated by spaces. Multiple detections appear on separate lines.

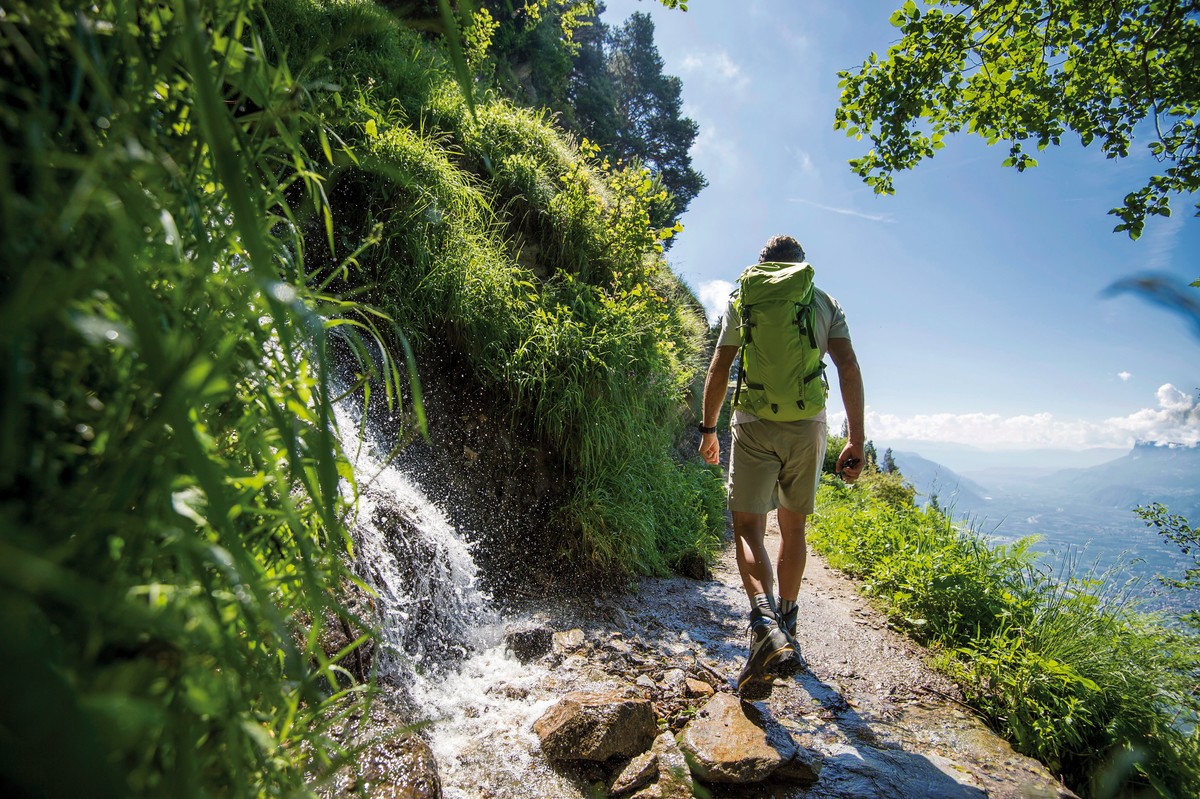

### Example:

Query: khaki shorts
xmin=727 ymin=418 xmax=828 ymax=515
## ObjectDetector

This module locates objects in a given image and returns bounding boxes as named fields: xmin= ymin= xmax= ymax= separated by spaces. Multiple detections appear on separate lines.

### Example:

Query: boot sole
xmin=737 ymin=643 xmax=798 ymax=695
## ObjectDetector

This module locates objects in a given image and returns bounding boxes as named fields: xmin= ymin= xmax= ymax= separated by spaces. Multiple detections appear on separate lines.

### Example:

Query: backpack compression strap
xmin=731 ymin=303 xmax=752 ymax=409
xmin=734 ymin=301 xmax=825 ymax=415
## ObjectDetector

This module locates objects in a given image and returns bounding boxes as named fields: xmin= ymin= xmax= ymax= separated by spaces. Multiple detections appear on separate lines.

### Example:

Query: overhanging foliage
xmin=836 ymin=0 xmax=1200 ymax=240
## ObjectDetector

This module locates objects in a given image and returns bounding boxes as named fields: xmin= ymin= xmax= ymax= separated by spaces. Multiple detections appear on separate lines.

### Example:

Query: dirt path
xmin=537 ymin=513 xmax=1078 ymax=798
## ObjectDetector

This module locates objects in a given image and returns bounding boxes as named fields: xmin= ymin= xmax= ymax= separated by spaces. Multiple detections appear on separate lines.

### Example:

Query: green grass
xmin=268 ymin=0 xmax=724 ymax=577
xmin=3 ymin=1 xmax=722 ymax=794
xmin=810 ymin=474 xmax=1200 ymax=798
xmin=1 ymin=1 xmax=411 ymax=795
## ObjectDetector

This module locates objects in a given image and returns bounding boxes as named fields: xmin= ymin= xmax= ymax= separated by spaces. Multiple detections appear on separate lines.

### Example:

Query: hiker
xmin=698 ymin=235 xmax=864 ymax=696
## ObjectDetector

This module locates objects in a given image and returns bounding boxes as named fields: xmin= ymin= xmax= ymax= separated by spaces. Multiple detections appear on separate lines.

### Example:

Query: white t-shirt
xmin=716 ymin=283 xmax=850 ymax=425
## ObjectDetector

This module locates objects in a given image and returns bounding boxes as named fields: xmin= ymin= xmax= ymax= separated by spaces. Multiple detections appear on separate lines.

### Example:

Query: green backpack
xmin=731 ymin=261 xmax=828 ymax=421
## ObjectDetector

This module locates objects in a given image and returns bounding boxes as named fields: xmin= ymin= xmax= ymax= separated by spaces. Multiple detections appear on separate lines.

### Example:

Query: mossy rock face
xmin=384 ymin=344 xmax=571 ymax=596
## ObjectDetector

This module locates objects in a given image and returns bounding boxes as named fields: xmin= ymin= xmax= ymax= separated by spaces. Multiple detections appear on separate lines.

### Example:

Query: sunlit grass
xmin=811 ymin=475 xmax=1200 ymax=798
xmin=1 ymin=1 xmax=409 ymax=795
xmin=4 ymin=1 xmax=724 ymax=795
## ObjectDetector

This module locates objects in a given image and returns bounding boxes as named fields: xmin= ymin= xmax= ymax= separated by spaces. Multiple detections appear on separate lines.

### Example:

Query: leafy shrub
xmin=3 ymin=2 xmax=722 ymax=796
xmin=279 ymin=3 xmax=723 ymax=577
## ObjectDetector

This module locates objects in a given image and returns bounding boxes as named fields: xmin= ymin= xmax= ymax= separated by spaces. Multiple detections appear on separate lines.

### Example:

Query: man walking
xmin=698 ymin=235 xmax=864 ymax=696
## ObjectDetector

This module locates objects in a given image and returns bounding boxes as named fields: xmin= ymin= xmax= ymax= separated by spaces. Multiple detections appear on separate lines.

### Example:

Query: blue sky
xmin=603 ymin=0 xmax=1200 ymax=463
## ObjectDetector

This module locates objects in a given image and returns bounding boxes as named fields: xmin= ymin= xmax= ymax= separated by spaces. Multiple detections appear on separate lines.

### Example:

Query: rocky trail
xmin=358 ymin=514 xmax=1080 ymax=799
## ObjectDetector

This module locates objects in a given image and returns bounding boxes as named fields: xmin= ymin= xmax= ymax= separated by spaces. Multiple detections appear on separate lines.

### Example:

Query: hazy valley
xmin=884 ymin=442 xmax=1200 ymax=614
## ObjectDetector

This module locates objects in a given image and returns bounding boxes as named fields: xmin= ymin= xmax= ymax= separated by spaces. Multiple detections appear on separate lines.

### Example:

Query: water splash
xmin=331 ymin=391 xmax=592 ymax=798
xmin=412 ymin=644 xmax=585 ymax=799
xmin=332 ymin=396 xmax=490 ymax=678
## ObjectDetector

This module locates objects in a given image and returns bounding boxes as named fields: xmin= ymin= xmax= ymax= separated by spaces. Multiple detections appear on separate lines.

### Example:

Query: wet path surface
xmin=423 ymin=513 xmax=1076 ymax=798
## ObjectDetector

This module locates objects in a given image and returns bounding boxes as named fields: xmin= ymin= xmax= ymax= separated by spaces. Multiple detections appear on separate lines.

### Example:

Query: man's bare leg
xmin=775 ymin=505 xmax=808 ymax=602
xmin=732 ymin=509 xmax=802 ymax=694
xmin=731 ymin=510 xmax=772 ymax=600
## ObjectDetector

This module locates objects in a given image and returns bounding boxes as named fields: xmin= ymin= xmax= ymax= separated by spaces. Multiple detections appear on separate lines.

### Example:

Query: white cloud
xmin=795 ymin=149 xmax=815 ymax=175
xmin=858 ymin=410 xmax=1102 ymax=450
xmin=830 ymin=384 xmax=1200 ymax=450
xmin=1118 ymin=371 xmax=1132 ymax=382
xmin=1106 ymin=384 xmax=1200 ymax=445
xmin=697 ymin=280 xmax=734 ymax=325
xmin=690 ymin=123 xmax=743 ymax=180
xmin=789 ymin=198 xmax=895 ymax=223
xmin=712 ymin=52 xmax=746 ymax=87
xmin=676 ymin=50 xmax=749 ymax=93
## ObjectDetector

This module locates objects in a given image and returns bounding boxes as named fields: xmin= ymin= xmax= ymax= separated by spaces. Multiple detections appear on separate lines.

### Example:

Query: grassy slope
xmin=264 ymin=0 xmax=725 ymax=579
xmin=0 ymin=1 xmax=721 ymax=796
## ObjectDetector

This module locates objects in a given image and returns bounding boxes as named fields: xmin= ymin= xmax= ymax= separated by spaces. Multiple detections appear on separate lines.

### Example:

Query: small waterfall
xmin=331 ymin=392 xmax=591 ymax=798
xmin=333 ymin=396 xmax=490 ymax=676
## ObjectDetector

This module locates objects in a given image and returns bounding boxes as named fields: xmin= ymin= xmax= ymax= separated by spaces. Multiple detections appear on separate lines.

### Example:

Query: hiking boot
xmin=776 ymin=604 xmax=812 ymax=675
xmin=779 ymin=603 xmax=798 ymax=639
xmin=737 ymin=613 xmax=800 ymax=698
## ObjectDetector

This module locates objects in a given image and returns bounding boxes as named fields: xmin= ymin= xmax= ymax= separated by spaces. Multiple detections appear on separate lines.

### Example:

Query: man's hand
xmin=836 ymin=443 xmax=864 ymax=483
xmin=699 ymin=431 xmax=720 ymax=465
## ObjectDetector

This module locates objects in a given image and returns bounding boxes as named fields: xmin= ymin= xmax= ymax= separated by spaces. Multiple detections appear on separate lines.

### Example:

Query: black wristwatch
xmin=698 ymin=423 xmax=717 ymax=435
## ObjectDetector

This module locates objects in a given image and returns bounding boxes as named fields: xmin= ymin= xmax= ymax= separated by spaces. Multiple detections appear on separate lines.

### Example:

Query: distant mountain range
xmin=1046 ymin=442 xmax=1200 ymax=515
xmin=889 ymin=442 xmax=1200 ymax=519
xmin=879 ymin=441 xmax=1128 ymax=474
xmin=887 ymin=451 xmax=988 ymax=509
xmin=886 ymin=443 xmax=1200 ymax=614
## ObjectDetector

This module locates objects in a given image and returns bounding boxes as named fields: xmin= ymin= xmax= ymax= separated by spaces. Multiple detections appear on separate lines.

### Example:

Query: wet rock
xmin=352 ymin=734 xmax=441 ymax=799
xmin=660 ymin=669 xmax=688 ymax=696
xmin=645 ymin=731 xmax=694 ymax=799
xmin=314 ymin=579 xmax=378 ymax=684
xmin=815 ymin=742 xmax=986 ymax=798
xmin=609 ymin=732 xmax=694 ymax=799
xmin=326 ymin=701 xmax=441 ymax=799
xmin=605 ymin=637 xmax=633 ymax=657
xmin=775 ymin=743 xmax=823 ymax=785
xmin=533 ymin=691 xmax=657 ymax=762
xmin=505 ymin=623 xmax=554 ymax=663
xmin=608 ymin=749 xmax=657 ymax=795
xmin=678 ymin=693 xmax=808 ymax=784
xmin=553 ymin=628 xmax=586 ymax=653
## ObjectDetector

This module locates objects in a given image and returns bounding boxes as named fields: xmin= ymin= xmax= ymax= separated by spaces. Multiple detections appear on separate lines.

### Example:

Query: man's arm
xmin=699 ymin=345 xmax=738 ymax=465
xmin=827 ymin=337 xmax=864 ymax=482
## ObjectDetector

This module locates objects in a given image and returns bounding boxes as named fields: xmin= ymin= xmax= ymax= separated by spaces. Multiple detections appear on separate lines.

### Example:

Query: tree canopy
xmin=478 ymin=2 xmax=706 ymax=221
xmin=835 ymin=0 xmax=1200 ymax=241
xmin=603 ymin=11 xmax=707 ymax=220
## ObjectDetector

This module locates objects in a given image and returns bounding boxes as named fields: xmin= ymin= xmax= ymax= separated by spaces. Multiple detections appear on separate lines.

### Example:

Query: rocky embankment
xmin=329 ymin=515 xmax=1078 ymax=799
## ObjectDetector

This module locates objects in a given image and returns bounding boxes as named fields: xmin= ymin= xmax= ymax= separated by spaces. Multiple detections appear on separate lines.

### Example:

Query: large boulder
xmin=678 ymin=693 xmax=820 ymax=785
xmin=533 ymin=691 xmax=658 ymax=762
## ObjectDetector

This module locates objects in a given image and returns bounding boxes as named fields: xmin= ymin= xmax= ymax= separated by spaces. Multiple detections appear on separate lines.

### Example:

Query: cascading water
xmin=331 ymin=392 xmax=592 ymax=798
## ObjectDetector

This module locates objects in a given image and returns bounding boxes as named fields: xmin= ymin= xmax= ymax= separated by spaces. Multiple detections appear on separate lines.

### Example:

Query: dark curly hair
xmin=758 ymin=235 xmax=805 ymax=263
